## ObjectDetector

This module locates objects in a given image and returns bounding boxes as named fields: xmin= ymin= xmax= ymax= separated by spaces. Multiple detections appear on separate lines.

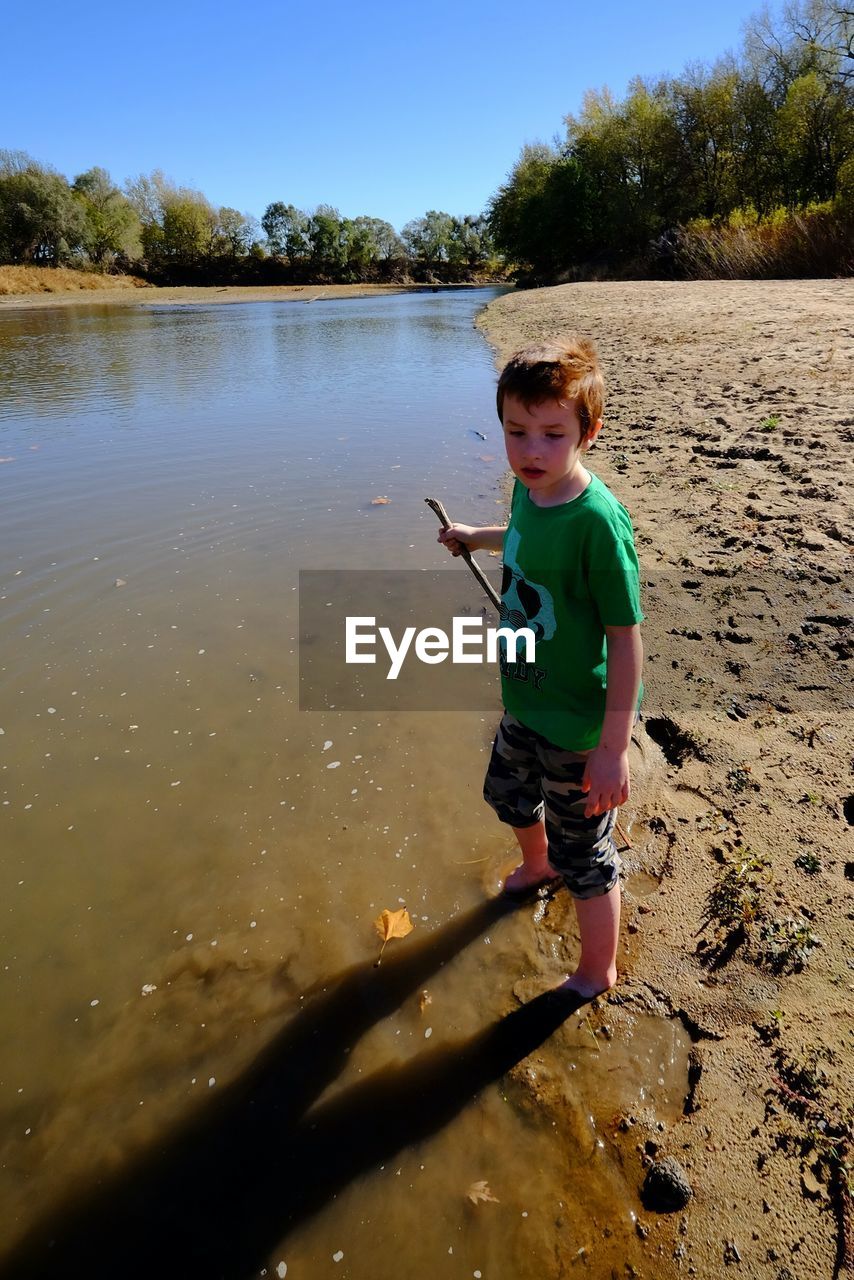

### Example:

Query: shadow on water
xmin=1 ymin=897 xmax=587 ymax=1280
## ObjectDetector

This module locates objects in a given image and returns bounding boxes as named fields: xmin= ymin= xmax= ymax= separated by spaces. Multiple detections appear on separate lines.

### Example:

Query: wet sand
xmin=478 ymin=280 xmax=854 ymax=1278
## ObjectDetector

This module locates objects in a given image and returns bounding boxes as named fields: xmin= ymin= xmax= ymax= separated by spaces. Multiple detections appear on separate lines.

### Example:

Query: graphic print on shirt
xmin=499 ymin=527 xmax=553 ymax=689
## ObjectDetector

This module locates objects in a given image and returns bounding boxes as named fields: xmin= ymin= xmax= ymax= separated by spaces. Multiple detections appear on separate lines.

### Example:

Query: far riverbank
xmin=0 ymin=268 xmax=502 ymax=310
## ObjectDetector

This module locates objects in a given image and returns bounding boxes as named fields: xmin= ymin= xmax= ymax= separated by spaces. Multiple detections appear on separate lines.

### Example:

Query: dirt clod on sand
xmin=480 ymin=280 xmax=853 ymax=1280
xmin=643 ymin=1156 xmax=694 ymax=1211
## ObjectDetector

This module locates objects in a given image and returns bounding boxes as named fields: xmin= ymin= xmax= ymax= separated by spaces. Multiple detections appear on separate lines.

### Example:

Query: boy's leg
xmin=538 ymin=739 xmax=622 ymax=996
xmin=483 ymin=714 xmax=561 ymax=894
xmin=558 ymin=883 xmax=620 ymax=998
xmin=505 ymin=819 xmax=561 ymax=894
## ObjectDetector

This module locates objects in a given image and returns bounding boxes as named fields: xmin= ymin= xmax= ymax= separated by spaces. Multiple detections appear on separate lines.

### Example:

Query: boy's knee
xmin=561 ymin=865 xmax=620 ymax=899
xmin=547 ymin=823 xmax=621 ymax=898
xmin=483 ymin=774 xmax=543 ymax=827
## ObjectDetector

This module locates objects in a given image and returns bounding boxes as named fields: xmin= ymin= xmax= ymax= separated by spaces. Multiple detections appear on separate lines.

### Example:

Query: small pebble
xmin=332 ymin=1251 xmax=344 ymax=1263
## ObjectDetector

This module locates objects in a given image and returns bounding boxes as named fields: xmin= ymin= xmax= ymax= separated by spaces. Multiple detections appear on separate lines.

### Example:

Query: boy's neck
xmin=528 ymin=464 xmax=592 ymax=508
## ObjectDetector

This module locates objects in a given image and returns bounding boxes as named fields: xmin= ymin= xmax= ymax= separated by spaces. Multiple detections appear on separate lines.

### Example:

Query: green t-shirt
xmin=499 ymin=473 xmax=644 ymax=751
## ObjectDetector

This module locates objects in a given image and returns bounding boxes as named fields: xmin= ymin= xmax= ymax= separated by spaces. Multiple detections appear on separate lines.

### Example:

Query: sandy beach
xmin=479 ymin=280 xmax=853 ymax=1279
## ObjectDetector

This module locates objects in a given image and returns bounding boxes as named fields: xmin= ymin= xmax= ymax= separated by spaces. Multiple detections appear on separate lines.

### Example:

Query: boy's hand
xmin=581 ymin=746 xmax=629 ymax=818
xmin=438 ymin=523 xmax=478 ymax=556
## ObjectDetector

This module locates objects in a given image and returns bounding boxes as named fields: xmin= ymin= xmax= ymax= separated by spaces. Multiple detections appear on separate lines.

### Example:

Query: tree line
xmin=488 ymin=0 xmax=852 ymax=280
xmin=0 ymin=158 xmax=496 ymax=285
xmin=2 ymin=0 xmax=850 ymax=285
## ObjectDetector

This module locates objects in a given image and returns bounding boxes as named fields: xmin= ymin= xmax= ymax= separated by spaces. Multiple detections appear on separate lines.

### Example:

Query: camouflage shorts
xmin=483 ymin=712 xmax=620 ymax=900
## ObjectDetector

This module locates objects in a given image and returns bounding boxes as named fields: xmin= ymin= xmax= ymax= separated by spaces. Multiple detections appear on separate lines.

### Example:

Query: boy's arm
xmin=438 ymin=524 xmax=506 ymax=555
xmin=581 ymin=623 xmax=643 ymax=817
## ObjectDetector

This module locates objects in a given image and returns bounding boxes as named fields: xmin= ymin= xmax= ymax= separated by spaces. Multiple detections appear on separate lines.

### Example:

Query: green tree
xmin=306 ymin=205 xmax=346 ymax=277
xmin=776 ymin=68 xmax=853 ymax=200
xmin=340 ymin=218 xmax=376 ymax=279
xmin=124 ymin=170 xmax=172 ymax=226
xmin=125 ymin=171 xmax=217 ymax=272
xmin=401 ymin=210 xmax=455 ymax=271
xmin=337 ymin=216 xmax=406 ymax=279
xmin=487 ymin=143 xmax=557 ymax=272
xmin=353 ymin=216 xmax=404 ymax=262
xmin=161 ymin=195 xmax=217 ymax=264
xmin=488 ymin=144 xmax=595 ymax=276
xmin=730 ymin=74 xmax=783 ymax=212
xmin=672 ymin=65 xmax=743 ymax=217
xmin=213 ymin=207 xmax=259 ymax=260
xmin=447 ymin=214 xmax=493 ymax=269
xmin=0 ymin=152 xmax=87 ymax=263
xmin=567 ymin=78 xmax=686 ymax=246
xmin=261 ymin=201 xmax=309 ymax=263
xmin=72 ymin=167 xmax=141 ymax=265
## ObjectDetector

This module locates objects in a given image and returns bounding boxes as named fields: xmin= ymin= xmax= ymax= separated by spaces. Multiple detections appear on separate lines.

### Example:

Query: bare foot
xmin=502 ymin=863 xmax=562 ymax=895
xmin=555 ymin=967 xmax=617 ymax=1000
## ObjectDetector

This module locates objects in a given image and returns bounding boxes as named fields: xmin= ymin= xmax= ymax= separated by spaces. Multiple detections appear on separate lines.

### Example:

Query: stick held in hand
xmin=425 ymin=496 xmax=501 ymax=611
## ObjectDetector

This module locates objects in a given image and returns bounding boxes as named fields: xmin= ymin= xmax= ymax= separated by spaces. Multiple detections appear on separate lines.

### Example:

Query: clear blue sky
xmin=3 ymin=0 xmax=768 ymax=231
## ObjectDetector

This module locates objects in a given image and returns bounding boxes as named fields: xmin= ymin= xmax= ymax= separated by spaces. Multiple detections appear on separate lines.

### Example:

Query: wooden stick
xmin=425 ymin=496 xmax=501 ymax=611
xmin=615 ymin=820 xmax=633 ymax=850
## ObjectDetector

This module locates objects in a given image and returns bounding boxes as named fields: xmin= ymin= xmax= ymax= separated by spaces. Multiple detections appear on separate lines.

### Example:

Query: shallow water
xmin=0 ymin=291 xmax=689 ymax=1276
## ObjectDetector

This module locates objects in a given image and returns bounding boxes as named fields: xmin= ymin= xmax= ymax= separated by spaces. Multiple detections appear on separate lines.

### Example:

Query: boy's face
xmin=501 ymin=393 xmax=601 ymax=505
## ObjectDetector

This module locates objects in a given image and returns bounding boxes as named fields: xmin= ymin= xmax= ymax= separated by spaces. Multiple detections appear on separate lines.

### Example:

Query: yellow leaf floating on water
xmin=373 ymin=907 xmax=413 ymax=966
xmin=371 ymin=496 xmax=390 ymax=505
xmin=467 ymin=1180 xmax=499 ymax=1205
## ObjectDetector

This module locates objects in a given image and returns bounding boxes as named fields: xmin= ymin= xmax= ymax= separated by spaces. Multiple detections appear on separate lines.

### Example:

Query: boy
xmin=439 ymin=337 xmax=643 ymax=998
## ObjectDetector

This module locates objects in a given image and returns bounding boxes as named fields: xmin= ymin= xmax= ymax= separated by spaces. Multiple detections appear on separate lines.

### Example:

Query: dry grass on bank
xmin=0 ymin=266 xmax=150 ymax=296
xmin=676 ymin=203 xmax=854 ymax=279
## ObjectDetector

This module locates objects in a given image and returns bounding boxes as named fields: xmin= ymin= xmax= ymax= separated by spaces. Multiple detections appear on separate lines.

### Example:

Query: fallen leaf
xmin=801 ymin=1168 xmax=827 ymax=1199
xmin=467 ymin=1180 xmax=499 ymax=1205
xmin=371 ymin=496 xmax=390 ymax=505
xmin=478 ymin=454 xmax=496 ymax=462
xmin=373 ymin=907 xmax=413 ymax=965
xmin=419 ymin=989 xmax=432 ymax=1014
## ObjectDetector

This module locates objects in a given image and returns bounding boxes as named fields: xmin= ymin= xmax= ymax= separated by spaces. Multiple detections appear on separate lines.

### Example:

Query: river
xmin=0 ymin=289 xmax=688 ymax=1279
